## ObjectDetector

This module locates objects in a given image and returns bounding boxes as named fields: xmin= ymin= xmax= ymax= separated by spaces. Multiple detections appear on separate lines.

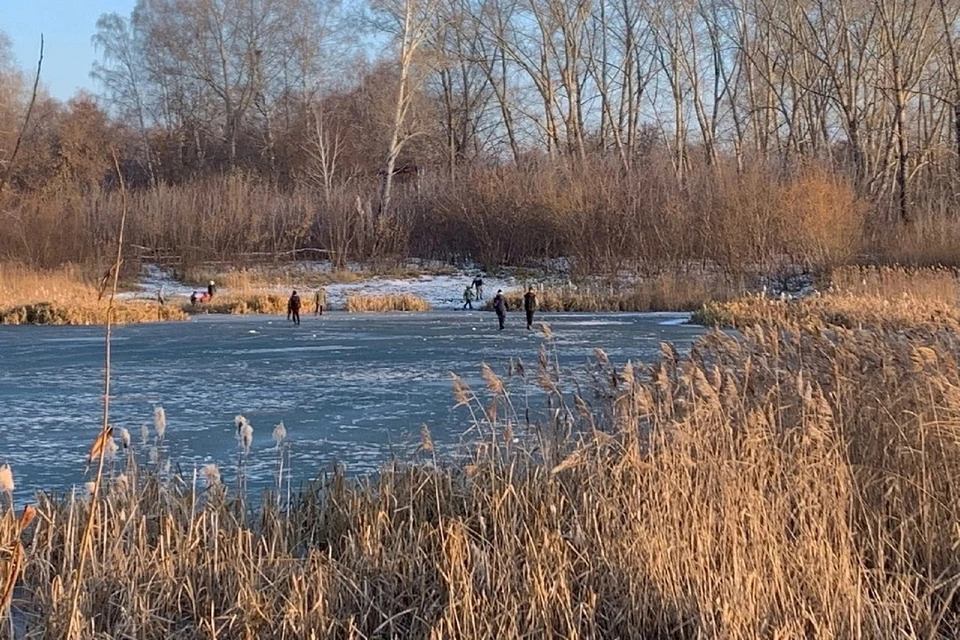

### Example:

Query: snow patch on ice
xmin=119 ymin=263 xmax=197 ymax=300
xmin=657 ymin=316 xmax=691 ymax=326
xmin=324 ymin=273 xmax=520 ymax=310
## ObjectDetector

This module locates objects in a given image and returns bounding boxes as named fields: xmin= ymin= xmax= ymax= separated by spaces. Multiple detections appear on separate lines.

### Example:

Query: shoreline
xmin=0 ymin=306 xmax=698 ymax=328
xmin=1 ymin=262 xmax=736 ymax=325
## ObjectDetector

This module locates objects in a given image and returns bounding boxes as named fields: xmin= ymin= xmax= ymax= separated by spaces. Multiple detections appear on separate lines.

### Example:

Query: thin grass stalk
xmin=67 ymin=150 xmax=127 ymax=640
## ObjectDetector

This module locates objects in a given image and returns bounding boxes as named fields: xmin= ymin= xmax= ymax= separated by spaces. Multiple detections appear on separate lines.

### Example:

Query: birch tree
xmin=371 ymin=0 xmax=443 ymax=217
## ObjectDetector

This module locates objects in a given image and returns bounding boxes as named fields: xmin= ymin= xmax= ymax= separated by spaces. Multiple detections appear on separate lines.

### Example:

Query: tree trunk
xmin=955 ymin=101 xmax=960 ymax=176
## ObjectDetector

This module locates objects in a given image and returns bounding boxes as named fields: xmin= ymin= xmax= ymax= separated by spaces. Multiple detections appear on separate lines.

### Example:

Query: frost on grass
xmin=201 ymin=463 xmax=221 ymax=487
xmin=0 ymin=463 xmax=13 ymax=495
xmin=235 ymin=415 xmax=253 ymax=454
xmin=272 ymin=422 xmax=287 ymax=447
xmin=154 ymin=406 xmax=167 ymax=441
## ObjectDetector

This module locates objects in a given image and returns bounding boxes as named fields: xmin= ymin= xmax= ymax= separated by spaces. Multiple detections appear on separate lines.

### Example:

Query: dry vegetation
xmin=3 ymin=318 xmax=960 ymax=637
xmin=179 ymin=264 xmax=365 ymax=293
xmin=181 ymin=293 xmax=290 ymax=316
xmin=344 ymin=293 xmax=431 ymax=312
xmin=0 ymin=264 xmax=186 ymax=325
xmin=830 ymin=264 xmax=960 ymax=301
xmin=488 ymin=273 xmax=745 ymax=312
xmin=695 ymin=266 xmax=960 ymax=331
xmin=0 ymin=302 xmax=186 ymax=326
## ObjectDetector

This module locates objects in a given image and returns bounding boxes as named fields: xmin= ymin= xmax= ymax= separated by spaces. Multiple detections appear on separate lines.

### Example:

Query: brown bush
xmin=780 ymin=167 xmax=864 ymax=267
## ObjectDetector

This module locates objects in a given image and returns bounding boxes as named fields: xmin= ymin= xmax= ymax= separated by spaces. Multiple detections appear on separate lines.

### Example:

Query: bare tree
xmin=92 ymin=13 xmax=156 ymax=183
xmin=936 ymin=0 xmax=960 ymax=173
xmin=371 ymin=0 xmax=443 ymax=217
xmin=877 ymin=0 xmax=939 ymax=223
xmin=305 ymin=106 xmax=346 ymax=198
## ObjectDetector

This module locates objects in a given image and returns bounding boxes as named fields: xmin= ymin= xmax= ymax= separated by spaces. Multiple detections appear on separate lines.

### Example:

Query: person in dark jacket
xmin=288 ymin=290 xmax=302 ymax=325
xmin=472 ymin=274 xmax=484 ymax=299
xmin=190 ymin=291 xmax=198 ymax=306
xmin=523 ymin=286 xmax=538 ymax=330
xmin=492 ymin=289 xmax=507 ymax=330
xmin=207 ymin=280 xmax=216 ymax=298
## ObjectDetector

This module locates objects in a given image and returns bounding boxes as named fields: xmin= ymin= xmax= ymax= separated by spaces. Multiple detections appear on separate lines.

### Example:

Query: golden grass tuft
xmin=345 ymin=293 xmax=431 ymax=312
xmin=182 ymin=293 xmax=289 ymax=315
xmin=0 ymin=301 xmax=187 ymax=325
xmin=182 ymin=264 xmax=375 ymax=292
xmin=0 ymin=263 xmax=97 ymax=306
xmin=0 ymin=263 xmax=186 ymax=325
xmin=694 ymin=293 xmax=960 ymax=331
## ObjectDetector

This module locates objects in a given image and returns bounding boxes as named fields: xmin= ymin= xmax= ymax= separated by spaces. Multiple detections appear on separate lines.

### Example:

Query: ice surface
xmin=0 ymin=311 xmax=703 ymax=500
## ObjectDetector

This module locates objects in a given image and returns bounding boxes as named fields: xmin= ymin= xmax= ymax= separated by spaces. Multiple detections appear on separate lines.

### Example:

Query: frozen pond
xmin=0 ymin=311 xmax=704 ymax=499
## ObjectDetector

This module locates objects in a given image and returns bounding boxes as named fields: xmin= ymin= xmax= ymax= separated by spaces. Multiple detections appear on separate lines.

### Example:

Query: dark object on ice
xmin=493 ymin=290 xmax=507 ymax=330
xmin=523 ymin=287 xmax=537 ymax=330
xmin=288 ymin=290 xmax=301 ymax=325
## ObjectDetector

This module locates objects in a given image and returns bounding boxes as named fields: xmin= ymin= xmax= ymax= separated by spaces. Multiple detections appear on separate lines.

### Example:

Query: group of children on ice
xmin=188 ymin=274 xmax=537 ymax=330
xmin=463 ymin=274 xmax=538 ymax=330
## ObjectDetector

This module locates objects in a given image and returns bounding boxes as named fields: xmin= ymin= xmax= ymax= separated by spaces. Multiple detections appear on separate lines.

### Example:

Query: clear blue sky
xmin=1 ymin=0 xmax=135 ymax=101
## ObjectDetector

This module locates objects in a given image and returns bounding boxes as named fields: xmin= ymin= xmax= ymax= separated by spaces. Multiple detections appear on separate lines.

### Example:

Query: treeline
xmin=0 ymin=0 xmax=959 ymax=272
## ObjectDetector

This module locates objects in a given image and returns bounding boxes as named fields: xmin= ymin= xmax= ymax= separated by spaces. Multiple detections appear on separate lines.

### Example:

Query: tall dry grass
xmin=0 ymin=263 xmax=98 ymax=307
xmin=829 ymin=265 xmax=960 ymax=302
xmin=3 ymin=159 xmax=876 ymax=277
xmin=182 ymin=293 xmax=290 ymax=316
xmin=1 ymin=320 xmax=960 ymax=636
xmin=345 ymin=293 xmax=431 ymax=312
xmin=180 ymin=265 xmax=365 ymax=293
xmin=696 ymin=266 xmax=960 ymax=331
xmin=0 ymin=263 xmax=186 ymax=325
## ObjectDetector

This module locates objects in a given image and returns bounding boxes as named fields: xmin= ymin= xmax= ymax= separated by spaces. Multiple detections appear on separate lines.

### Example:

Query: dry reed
xmin=181 ymin=265 xmax=365 ymax=293
xmin=695 ymin=266 xmax=960 ymax=331
xmin=830 ymin=265 xmax=960 ymax=302
xmin=0 ymin=263 xmax=186 ymax=325
xmin=345 ymin=293 xmax=431 ymax=312
xmin=183 ymin=294 xmax=290 ymax=316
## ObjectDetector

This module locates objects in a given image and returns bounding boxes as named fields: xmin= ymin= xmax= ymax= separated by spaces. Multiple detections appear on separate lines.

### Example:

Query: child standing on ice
xmin=315 ymin=287 xmax=326 ymax=315
xmin=472 ymin=274 xmax=484 ymax=299
xmin=463 ymin=285 xmax=475 ymax=310
xmin=492 ymin=290 xmax=507 ymax=330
